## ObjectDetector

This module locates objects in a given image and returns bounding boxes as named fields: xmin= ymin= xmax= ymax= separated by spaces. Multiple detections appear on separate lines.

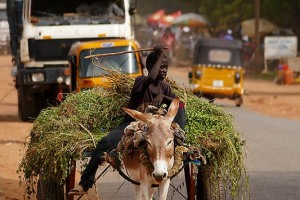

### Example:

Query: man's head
xmin=146 ymin=52 xmax=168 ymax=80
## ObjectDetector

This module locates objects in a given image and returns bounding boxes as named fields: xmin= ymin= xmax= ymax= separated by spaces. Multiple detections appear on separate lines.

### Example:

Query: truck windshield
xmin=196 ymin=48 xmax=242 ymax=67
xmin=0 ymin=10 xmax=7 ymax=21
xmin=79 ymin=46 xmax=139 ymax=78
xmin=31 ymin=0 xmax=125 ymax=26
xmin=0 ymin=10 xmax=7 ymax=20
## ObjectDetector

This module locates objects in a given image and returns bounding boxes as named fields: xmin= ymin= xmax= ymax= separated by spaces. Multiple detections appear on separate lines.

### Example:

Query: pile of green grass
xmin=18 ymin=71 xmax=248 ymax=199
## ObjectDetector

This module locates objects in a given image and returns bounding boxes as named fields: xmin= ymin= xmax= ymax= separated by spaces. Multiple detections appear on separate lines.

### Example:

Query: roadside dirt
xmin=0 ymin=55 xmax=299 ymax=199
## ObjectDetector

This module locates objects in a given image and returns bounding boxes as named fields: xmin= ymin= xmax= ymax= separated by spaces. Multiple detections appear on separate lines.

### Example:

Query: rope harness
xmin=104 ymin=106 xmax=206 ymax=186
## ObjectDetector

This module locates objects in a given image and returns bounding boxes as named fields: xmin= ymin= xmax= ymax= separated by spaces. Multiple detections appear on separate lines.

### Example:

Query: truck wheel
xmin=37 ymin=174 xmax=65 ymax=200
xmin=197 ymin=166 xmax=227 ymax=200
xmin=18 ymin=87 xmax=37 ymax=121
xmin=18 ymin=86 xmax=47 ymax=121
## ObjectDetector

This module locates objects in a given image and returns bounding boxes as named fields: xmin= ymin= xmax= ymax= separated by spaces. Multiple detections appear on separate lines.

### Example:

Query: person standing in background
xmin=160 ymin=27 xmax=176 ymax=64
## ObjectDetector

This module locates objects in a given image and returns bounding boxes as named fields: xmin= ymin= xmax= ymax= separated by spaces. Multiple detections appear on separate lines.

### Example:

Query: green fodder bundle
xmin=19 ymin=71 xmax=248 ymax=199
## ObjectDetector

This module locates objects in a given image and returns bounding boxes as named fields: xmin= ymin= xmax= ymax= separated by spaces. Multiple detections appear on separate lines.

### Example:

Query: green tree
xmin=261 ymin=0 xmax=300 ymax=41
xmin=194 ymin=0 xmax=300 ymax=48
xmin=198 ymin=0 xmax=253 ymax=29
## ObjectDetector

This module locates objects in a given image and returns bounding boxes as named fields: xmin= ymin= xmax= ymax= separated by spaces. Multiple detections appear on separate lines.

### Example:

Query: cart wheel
xmin=37 ymin=174 xmax=65 ymax=200
xmin=196 ymin=166 xmax=227 ymax=200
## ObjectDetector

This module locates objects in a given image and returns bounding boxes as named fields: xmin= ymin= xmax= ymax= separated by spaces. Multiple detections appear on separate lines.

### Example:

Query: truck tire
xmin=18 ymin=87 xmax=37 ymax=121
xmin=197 ymin=166 xmax=227 ymax=200
xmin=18 ymin=85 xmax=59 ymax=121
xmin=37 ymin=174 xmax=65 ymax=200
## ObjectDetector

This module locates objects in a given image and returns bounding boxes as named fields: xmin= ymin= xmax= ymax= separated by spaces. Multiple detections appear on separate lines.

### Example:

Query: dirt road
xmin=0 ymin=55 xmax=300 ymax=199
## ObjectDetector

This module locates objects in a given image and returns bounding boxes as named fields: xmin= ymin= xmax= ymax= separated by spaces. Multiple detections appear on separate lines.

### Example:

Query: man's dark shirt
xmin=123 ymin=76 xmax=176 ymax=122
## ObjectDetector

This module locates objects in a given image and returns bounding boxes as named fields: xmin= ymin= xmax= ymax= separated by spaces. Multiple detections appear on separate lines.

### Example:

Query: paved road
xmin=230 ymin=106 xmax=300 ymax=200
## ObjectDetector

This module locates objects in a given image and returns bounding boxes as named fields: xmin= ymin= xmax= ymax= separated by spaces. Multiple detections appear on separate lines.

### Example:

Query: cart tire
xmin=196 ymin=166 xmax=227 ymax=200
xmin=37 ymin=174 xmax=65 ymax=200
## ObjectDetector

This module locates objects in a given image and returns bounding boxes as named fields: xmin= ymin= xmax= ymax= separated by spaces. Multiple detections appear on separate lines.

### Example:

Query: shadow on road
xmin=0 ymin=114 xmax=21 ymax=122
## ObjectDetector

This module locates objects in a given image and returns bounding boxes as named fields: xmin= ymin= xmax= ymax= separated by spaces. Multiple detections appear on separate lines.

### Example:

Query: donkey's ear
xmin=165 ymin=97 xmax=179 ymax=122
xmin=122 ymin=107 xmax=152 ymax=125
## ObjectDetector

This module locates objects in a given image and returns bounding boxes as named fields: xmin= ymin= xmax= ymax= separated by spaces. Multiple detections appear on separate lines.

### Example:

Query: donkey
xmin=121 ymin=97 xmax=179 ymax=200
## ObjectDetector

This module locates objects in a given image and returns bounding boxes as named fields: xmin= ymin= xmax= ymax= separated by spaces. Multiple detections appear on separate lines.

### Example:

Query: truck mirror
xmin=67 ymin=55 xmax=75 ymax=65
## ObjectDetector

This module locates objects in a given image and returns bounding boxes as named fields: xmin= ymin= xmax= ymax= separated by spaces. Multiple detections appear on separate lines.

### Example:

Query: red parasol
xmin=147 ymin=9 xmax=165 ymax=26
xmin=172 ymin=13 xmax=209 ymax=28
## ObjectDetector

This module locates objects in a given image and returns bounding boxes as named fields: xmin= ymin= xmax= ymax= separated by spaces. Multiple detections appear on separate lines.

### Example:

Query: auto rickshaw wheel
xmin=235 ymin=96 xmax=243 ymax=107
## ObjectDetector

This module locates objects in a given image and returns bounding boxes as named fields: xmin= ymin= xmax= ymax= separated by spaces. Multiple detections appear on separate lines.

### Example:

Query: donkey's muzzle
xmin=152 ymin=172 xmax=167 ymax=182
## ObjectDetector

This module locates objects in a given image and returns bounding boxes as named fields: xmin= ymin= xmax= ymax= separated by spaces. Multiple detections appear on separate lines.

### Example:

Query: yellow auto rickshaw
xmin=188 ymin=38 xmax=244 ymax=106
xmin=66 ymin=38 xmax=144 ymax=92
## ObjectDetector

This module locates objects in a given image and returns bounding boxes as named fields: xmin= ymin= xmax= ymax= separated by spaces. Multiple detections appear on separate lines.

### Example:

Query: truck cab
xmin=6 ymin=0 xmax=136 ymax=121
xmin=67 ymin=38 xmax=144 ymax=92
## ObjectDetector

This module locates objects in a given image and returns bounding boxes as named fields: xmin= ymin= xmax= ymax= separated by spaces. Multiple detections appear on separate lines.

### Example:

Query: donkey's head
xmin=123 ymin=98 xmax=179 ymax=182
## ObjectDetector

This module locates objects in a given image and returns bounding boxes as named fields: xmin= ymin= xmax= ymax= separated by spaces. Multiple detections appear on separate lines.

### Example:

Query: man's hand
xmin=154 ymin=45 xmax=164 ymax=56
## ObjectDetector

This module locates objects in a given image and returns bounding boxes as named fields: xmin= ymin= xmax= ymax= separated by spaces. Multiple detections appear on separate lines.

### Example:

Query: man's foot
xmin=68 ymin=185 xmax=88 ymax=196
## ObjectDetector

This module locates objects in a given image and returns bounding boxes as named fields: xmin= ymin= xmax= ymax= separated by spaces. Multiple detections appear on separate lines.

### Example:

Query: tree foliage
xmin=181 ymin=0 xmax=300 ymax=47
xmin=198 ymin=0 xmax=253 ymax=29
xmin=261 ymin=0 xmax=300 ymax=30
xmin=187 ymin=0 xmax=300 ymax=30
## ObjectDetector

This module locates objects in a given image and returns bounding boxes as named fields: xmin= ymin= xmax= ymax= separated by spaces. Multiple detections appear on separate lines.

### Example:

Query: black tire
xmin=235 ymin=96 xmax=243 ymax=107
xmin=18 ymin=86 xmax=52 ymax=121
xmin=37 ymin=174 xmax=65 ymax=200
xmin=196 ymin=166 xmax=227 ymax=200
xmin=207 ymin=96 xmax=215 ymax=104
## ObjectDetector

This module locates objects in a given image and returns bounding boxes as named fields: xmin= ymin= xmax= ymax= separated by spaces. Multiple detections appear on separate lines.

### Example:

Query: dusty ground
xmin=0 ymin=55 xmax=299 ymax=199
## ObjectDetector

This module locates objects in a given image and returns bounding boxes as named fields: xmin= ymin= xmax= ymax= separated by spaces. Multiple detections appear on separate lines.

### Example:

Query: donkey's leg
xmin=149 ymin=187 xmax=156 ymax=200
xmin=158 ymin=178 xmax=171 ymax=200
xmin=138 ymin=181 xmax=157 ymax=200
xmin=132 ymin=184 xmax=142 ymax=200
xmin=132 ymin=181 xmax=154 ymax=200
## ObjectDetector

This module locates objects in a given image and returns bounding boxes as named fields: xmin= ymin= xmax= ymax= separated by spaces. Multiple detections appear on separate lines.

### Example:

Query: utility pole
xmin=254 ymin=0 xmax=260 ymax=71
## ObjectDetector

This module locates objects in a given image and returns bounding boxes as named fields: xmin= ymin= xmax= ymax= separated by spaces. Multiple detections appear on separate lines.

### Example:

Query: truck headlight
xmin=65 ymin=77 xmax=71 ymax=85
xmin=57 ymin=76 xmax=63 ymax=84
xmin=31 ymin=73 xmax=45 ymax=82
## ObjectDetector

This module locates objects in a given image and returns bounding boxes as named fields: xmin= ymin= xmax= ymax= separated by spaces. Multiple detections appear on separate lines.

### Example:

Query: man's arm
xmin=144 ymin=46 xmax=165 ymax=86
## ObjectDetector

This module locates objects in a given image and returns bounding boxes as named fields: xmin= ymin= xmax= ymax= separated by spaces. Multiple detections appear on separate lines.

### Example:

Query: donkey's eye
xmin=167 ymin=140 xmax=173 ymax=146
